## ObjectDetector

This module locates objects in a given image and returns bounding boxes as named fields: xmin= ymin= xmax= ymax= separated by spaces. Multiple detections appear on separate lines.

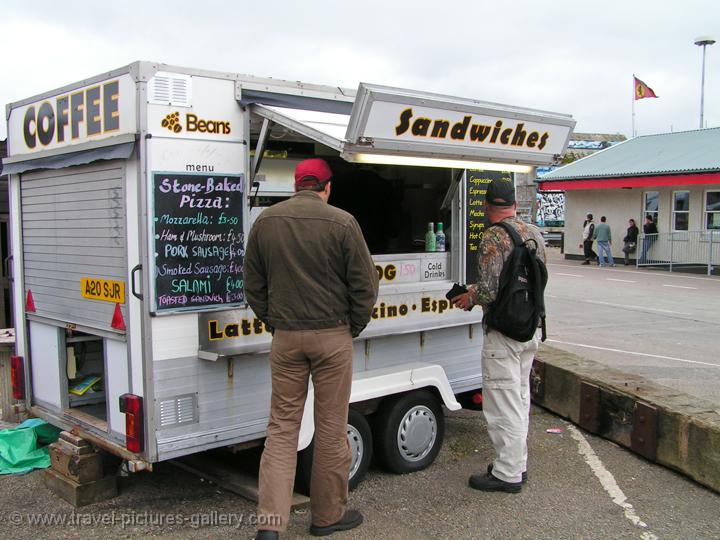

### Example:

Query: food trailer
xmin=3 ymin=62 xmax=574 ymax=486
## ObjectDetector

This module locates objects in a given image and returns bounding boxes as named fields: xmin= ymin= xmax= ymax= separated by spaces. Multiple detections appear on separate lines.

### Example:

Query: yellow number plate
xmin=81 ymin=278 xmax=125 ymax=303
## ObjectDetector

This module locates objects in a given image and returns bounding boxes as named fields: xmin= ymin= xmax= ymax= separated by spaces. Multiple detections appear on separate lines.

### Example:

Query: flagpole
xmin=632 ymin=74 xmax=636 ymax=137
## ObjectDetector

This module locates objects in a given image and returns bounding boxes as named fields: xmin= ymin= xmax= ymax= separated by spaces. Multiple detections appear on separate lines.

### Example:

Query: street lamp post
xmin=695 ymin=35 xmax=716 ymax=129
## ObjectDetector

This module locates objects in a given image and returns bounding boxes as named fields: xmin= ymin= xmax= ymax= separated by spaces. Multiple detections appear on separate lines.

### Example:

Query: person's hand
xmin=452 ymin=292 xmax=475 ymax=311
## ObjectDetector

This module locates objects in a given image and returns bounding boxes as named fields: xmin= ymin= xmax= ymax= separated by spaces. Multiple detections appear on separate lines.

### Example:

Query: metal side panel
xmin=423 ymin=323 xmax=484 ymax=393
xmin=153 ymin=325 xmax=485 ymax=460
xmin=20 ymin=161 xmax=128 ymax=333
xmin=154 ymin=351 xmax=272 ymax=460
xmin=151 ymin=314 xmax=199 ymax=361
xmin=105 ymin=338 xmax=130 ymax=438
xmin=28 ymin=321 xmax=63 ymax=408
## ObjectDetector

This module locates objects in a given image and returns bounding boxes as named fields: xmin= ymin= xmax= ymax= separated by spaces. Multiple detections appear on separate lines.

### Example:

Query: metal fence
xmin=637 ymin=230 xmax=719 ymax=275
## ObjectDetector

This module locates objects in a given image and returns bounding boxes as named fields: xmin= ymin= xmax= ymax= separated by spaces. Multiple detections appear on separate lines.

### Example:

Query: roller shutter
xmin=21 ymin=161 xmax=128 ymax=332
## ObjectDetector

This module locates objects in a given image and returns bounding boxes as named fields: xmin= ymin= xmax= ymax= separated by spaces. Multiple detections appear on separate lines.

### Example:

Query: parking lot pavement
xmin=1 ymin=406 xmax=719 ymax=539
xmin=543 ymin=248 xmax=720 ymax=408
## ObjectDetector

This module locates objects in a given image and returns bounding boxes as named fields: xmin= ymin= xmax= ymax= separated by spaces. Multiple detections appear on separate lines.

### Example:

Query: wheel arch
xmin=297 ymin=362 xmax=459 ymax=451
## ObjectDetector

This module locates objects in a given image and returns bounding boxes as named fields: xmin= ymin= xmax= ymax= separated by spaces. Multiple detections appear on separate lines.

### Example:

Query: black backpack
xmin=483 ymin=221 xmax=548 ymax=342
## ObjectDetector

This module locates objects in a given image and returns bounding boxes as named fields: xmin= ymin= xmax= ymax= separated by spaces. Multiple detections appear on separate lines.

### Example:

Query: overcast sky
xmin=1 ymin=0 xmax=718 ymax=142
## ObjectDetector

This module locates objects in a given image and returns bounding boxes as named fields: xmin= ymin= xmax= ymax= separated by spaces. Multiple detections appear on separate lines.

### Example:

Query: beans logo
xmin=162 ymin=112 xmax=182 ymax=133
xmin=160 ymin=112 xmax=231 ymax=135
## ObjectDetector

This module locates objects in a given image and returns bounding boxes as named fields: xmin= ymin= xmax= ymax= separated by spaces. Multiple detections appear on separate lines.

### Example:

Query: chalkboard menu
xmin=465 ymin=170 xmax=512 ymax=285
xmin=152 ymin=172 xmax=245 ymax=312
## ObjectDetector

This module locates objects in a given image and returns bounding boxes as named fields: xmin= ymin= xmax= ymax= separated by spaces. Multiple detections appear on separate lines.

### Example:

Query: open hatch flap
xmin=250 ymin=104 xmax=350 ymax=153
xmin=251 ymin=84 xmax=575 ymax=168
xmin=343 ymin=83 xmax=576 ymax=167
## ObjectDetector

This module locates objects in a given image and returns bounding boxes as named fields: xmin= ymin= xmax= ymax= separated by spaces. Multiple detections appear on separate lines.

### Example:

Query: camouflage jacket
xmin=468 ymin=216 xmax=546 ymax=309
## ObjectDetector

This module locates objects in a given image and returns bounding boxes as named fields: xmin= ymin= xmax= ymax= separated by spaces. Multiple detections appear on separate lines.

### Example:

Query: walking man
xmin=451 ymin=177 xmax=545 ymax=493
xmin=593 ymin=216 xmax=615 ymax=267
xmin=244 ymin=158 xmax=379 ymax=539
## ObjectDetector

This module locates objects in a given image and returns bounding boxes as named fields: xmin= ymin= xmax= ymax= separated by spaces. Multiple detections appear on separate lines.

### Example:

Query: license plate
xmin=81 ymin=278 xmax=125 ymax=303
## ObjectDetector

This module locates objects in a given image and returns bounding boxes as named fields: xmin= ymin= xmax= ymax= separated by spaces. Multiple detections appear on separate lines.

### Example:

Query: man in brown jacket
xmin=244 ymin=158 xmax=378 ymax=539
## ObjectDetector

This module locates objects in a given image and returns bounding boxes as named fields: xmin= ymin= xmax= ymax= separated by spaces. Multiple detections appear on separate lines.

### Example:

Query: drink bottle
xmin=436 ymin=222 xmax=446 ymax=251
xmin=425 ymin=222 xmax=436 ymax=252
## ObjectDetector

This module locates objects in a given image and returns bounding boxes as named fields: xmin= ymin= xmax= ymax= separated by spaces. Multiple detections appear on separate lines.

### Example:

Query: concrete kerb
xmin=532 ymin=344 xmax=720 ymax=494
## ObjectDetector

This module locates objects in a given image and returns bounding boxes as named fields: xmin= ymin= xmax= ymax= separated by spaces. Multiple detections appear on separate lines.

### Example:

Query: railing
xmin=637 ymin=230 xmax=719 ymax=275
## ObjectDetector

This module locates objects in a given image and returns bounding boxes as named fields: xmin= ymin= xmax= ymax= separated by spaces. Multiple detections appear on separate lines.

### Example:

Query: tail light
xmin=119 ymin=394 xmax=144 ymax=453
xmin=471 ymin=392 xmax=483 ymax=406
xmin=10 ymin=355 xmax=25 ymax=400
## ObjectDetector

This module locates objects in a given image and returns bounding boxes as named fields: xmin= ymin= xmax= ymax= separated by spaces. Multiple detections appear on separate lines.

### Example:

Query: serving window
xmin=327 ymin=159 xmax=452 ymax=255
xmin=251 ymin=137 xmax=455 ymax=257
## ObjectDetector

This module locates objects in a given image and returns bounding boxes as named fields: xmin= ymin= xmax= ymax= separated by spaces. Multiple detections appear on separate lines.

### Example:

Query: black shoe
xmin=487 ymin=463 xmax=527 ymax=483
xmin=310 ymin=509 xmax=363 ymax=537
xmin=255 ymin=531 xmax=279 ymax=540
xmin=469 ymin=472 xmax=522 ymax=493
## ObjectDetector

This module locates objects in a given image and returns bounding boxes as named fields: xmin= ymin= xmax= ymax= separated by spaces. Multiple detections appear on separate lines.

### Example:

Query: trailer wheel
xmin=374 ymin=390 xmax=444 ymax=474
xmin=295 ymin=408 xmax=373 ymax=495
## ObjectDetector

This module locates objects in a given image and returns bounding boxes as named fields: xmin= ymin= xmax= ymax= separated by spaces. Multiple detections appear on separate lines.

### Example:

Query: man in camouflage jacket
xmin=452 ymin=177 xmax=545 ymax=493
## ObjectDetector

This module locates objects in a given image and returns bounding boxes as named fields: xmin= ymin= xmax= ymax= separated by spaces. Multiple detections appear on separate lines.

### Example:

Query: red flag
xmin=634 ymin=76 xmax=658 ymax=100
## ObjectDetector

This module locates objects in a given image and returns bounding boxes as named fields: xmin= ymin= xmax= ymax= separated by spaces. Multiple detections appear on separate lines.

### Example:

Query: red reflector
xmin=10 ymin=356 xmax=25 ymax=400
xmin=26 ymin=290 xmax=36 ymax=313
xmin=111 ymin=303 xmax=126 ymax=331
xmin=472 ymin=392 xmax=483 ymax=405
xmin=121 ymin=394 xmax=144 ymax=453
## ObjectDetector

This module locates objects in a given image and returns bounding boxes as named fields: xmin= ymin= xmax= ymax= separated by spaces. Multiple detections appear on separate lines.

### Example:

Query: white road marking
xmin=557 ymin=273 xmax=583 ymax=277
xmin=567 ymin=425 xmax=658 ymax=540
xmin=662 ymin=284 xmax=697 ymax=290
xmin=607 ymin=278 xmax=636 ymax=283
xmin=545 ymin=296 xmax=691 ymax=316
xmin=547 ymin=339 xmax=720 ymax=368
xmin=548 ymin=262 xmax=720 ymax=283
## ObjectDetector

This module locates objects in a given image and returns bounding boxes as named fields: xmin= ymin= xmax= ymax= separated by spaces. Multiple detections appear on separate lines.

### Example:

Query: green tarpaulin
xmin=0 ymin=418 xmax=61 ymax=475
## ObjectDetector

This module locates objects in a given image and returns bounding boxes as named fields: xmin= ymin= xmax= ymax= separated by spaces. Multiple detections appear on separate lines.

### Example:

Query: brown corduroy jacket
xmin=244 ymin=190 xmax=379 ymax=337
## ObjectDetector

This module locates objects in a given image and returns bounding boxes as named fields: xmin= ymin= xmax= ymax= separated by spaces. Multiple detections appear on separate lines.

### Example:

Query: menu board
xmin=152 ymin=172 xmax=245 ymax=312
xmin=465 ymin=170 xmax=512 ymax=285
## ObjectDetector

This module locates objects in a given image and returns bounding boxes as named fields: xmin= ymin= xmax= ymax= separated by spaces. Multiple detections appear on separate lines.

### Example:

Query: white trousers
xmin=481 ymin=328 xmax=540 ymax=483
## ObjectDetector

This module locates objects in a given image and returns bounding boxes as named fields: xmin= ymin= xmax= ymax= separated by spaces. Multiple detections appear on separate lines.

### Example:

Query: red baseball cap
xmin=294 ymin=158 xmax=332 ymax=189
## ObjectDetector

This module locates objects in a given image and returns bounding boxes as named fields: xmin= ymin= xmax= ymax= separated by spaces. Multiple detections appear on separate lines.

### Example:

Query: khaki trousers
xmin=257 ymin=326 xmax=353 ymax=532
xmin=481 ymin=328 xmax=540 ymax=483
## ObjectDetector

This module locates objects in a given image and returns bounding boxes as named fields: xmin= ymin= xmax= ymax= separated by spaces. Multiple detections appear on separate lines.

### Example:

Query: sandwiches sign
xmin=365 ymin=101 xmax=571 ymax=156
xmin=346 ymin=84 xmax=575 ymax=166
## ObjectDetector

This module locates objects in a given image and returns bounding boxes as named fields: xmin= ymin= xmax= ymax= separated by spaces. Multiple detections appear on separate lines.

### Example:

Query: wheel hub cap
xmin=397 ymin=405 xmax=436 ymax=462
xmin=347 ymin=424 xmax=364 ymax=478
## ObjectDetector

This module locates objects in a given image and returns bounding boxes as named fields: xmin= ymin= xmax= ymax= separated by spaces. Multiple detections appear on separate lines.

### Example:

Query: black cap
xmin=485 ymin=178 xmax=516 ymax=207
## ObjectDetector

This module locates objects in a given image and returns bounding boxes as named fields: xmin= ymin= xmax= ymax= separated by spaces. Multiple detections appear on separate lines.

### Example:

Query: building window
xmin=644 ymin=191 xmax=659 ymax=225
xmin=672 ymin=191 xmax=690 ymax=231
xmin=706 ymin=190 xmax=720 ymax=230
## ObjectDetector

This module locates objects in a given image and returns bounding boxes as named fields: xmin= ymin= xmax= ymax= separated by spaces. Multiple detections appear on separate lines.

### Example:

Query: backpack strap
xmin=490 ymin=220 xmax=540 ymax=252
xmin=489 ymin=220 xmax=524 ymax=247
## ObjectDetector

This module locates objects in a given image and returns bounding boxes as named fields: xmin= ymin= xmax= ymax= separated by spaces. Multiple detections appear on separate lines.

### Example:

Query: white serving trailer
xmin=3 ymin=62 xmax=574 ymax=484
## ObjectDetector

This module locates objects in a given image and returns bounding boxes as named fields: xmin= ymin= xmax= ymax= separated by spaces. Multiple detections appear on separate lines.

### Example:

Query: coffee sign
xmin=8 ymin=75 xmax=136 ymax=155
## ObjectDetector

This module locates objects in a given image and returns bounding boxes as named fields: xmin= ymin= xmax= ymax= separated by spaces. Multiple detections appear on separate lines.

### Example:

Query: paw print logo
xmin=161 ymin=112 xmax=182 ymax=133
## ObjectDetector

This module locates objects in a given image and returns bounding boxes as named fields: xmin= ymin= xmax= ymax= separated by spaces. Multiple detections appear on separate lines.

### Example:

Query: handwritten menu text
xmin=465 ymin=170 xmax=512 ymax=285
xmin=152 ymin=172 xmax=245 ymax=312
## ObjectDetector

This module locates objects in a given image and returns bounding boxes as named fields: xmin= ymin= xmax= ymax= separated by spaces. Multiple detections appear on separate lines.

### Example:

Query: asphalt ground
xmin=2 ymin=248 xmax=719 ymax=538
xmin=1 ymin=405 xmax=719 ymax=540
xmin=544 ymin=248 xmax=720 ymax=409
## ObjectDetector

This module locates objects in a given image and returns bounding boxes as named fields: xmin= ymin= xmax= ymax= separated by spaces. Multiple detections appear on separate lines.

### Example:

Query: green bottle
xmin=425 ymin=222 xmax=436 ymax=252
xmin=436 ymin=222 xmax=446 ymax=252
